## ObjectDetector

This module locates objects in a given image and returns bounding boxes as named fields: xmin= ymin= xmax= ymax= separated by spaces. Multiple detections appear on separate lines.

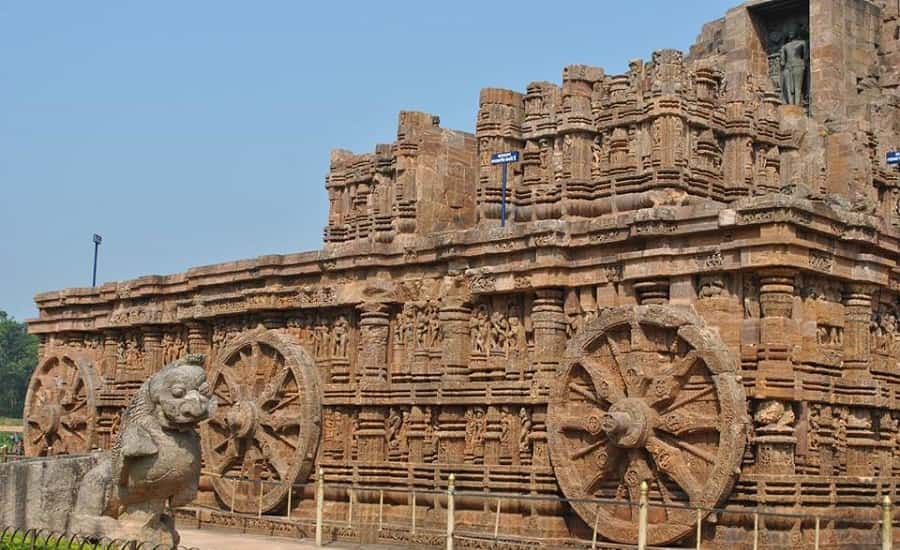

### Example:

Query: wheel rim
xmin=24 ymin=351 xmax=98 ymax=456
xmin=547 ymin=305 xmax=747 ymax=545
xmin=201 ymin=328 xmax=321 ymax=513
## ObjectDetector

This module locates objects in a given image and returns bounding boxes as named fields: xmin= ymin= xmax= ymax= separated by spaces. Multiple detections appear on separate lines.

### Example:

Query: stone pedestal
xmin=437 ymin=407 xmax=467 ymax=464
xmin=532 ymin=289 xmax=566 ymax=382
xmin=440 ymin=301 xmax=471 ymax=382
xmin=356 ymin=408 xmax=386 ymax=463
xmin=842 ymin=285 xmax=874 ymax=379
xmin=142 ymin=328 xmax=162 ymax=374
xmin=186 ymin=321 xmax=209 ymax=355
xmin=358 ymin=302 xmax=390 ymax=385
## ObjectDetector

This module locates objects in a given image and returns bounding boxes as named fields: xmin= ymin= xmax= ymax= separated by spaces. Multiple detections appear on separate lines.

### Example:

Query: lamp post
xmin=92 ymin=234 xmax=102 ymax=287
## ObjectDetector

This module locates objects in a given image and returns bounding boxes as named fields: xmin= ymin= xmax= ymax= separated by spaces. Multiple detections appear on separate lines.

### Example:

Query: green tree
xmin=0 ymin=311 xmax=39 ymax=418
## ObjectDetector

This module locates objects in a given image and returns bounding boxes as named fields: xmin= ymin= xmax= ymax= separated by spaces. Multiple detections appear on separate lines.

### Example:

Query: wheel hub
xmin=227 ymin=400 xmax=260 ymax=439
xmin=602 ymin=398 xmax=654 ymax=449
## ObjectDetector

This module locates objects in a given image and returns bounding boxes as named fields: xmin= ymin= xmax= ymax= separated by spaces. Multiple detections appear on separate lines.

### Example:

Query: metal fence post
xmin=591 ymin=507 xmax=601 ymax=549
xmin=447 ymin=474 xmax=456 ymax=550
xmin=286 ymin=483 xmax=292 ymax=520
xmin=230 ymin=477 xmax=238 ymax=514
xmin=347 ymin=486 xmax=354 ymax=528
xmin=814 ymin=516 xmax=820 ymax=550
xmin=411 ymin=490 xmax=417 ymax=535
xmin=257 ymin=479 xmax=264 ymax=519
xmin=637 ymin=481 xmax=648 ymax=550
xmin=696 ymin=507 xmax=702 ymax=550
xmin=315 ymin=468 xmax=324 ymax=547
xmin=752 ymin=511 xmax=759 ymax=550
xmin=378 ymin=490 xmax=384 ymax=532
xmin=493 ymin=498 xmax=502 ymax=540
xmin=883 ymin=495 xmax=893 ymax=550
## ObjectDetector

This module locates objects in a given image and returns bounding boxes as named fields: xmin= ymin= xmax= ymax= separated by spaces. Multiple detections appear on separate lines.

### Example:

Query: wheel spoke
xmin=255 ymin=430 xmax=292 ymax=478
xmin=569 ymin=435 xmax=608 ymax=460
xmin=645 ymin=436 xmax=703 ymax=503
xmin=656 ymin=410 xmax=719 ymax=437
xmin=580 ymin=357 xmax=627 ymax=403
xmin=660 ymin=386 xmax=714 ymax=415
xmin=663 ymin=350 xmax=700 ymax=378
xmin=583 ymin=445 xmax=620 ymax=495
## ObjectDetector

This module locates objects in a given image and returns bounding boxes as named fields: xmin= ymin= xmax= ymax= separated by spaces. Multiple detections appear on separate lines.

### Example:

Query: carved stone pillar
xmin=483 ymin=406 xmax=502 ymax=466
xmin=440 ymin=299 xmax=471 ymax=383
xmin=846 ymin=408 xmax=877 ymax=476
xmin=102 ymin=330 xmax=119 ymax=379
xmin=756 ymin=269 xmax=796 ymax=398
xmin=634 ymin=279 xmax=670 ymax=305
xmin=530 ymin=408 xmax=549 ymax=468
xmin=260 ymin=312 xmax=284 ymax=330
xmin=66 ymin=333 xmax=84 ymax=348
xmin=186 ymin=321 xmax=209 ymax=355
xmin=437 ymin=407 xmax=467 ymax=464
xmin=356 ymin=408 xmax=386 ymax=462
xmin=753 ymin=400 xmax=796 ymax=475
xmin=532 ymin=289 xmax=567 ymax=381
xmin=358 ymin=302 xmax=390 ymax=386
xmin=842 ymin=284 xmax=874 ymax=377
xmin=407 ymin=406 xmax=426 ymax=463
xmin=143 ymin=327 xmax=163 ymax=373
xmin=37 ymin=335 xmax=47 ymax=359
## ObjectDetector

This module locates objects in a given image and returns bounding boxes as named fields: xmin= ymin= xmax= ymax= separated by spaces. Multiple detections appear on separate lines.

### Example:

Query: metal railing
xmin=0 ymin=526 xmax=199 ymax=550
xmin=0 ymin=447 xmax=24 ymax=464
xmin=192 ymin=469 xmax=897 ymax=549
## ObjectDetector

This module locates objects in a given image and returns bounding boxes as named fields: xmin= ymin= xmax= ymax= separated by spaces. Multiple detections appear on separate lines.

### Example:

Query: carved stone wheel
xmin=23 ymin=351 xmax=100 ymax=456
xmin=201 ymin=328 xmax=321 ymax=514
xmin=547 ymin=306 xmax=748 ymax=546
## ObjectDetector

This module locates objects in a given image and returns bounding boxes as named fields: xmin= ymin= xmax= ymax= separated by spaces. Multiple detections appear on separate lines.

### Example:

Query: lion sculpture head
xmin=142 ymin=353 xmax=216 ymax=432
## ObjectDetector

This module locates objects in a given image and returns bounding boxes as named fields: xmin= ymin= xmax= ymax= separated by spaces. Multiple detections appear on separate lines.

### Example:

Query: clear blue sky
xmin=1 ymin=1 xmax=736 ymax=322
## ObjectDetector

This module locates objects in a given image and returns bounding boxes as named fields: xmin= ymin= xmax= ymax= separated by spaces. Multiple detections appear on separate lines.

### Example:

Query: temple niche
xmin=751 ymin=0 xmax=811 ymax=109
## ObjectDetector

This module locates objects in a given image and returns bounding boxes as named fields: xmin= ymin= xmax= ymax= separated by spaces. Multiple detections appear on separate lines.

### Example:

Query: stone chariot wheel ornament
xmin=201 ymin=328 xmax=321 ymax=514
xmin=24 ymin=351 xmax=100 ymax=456
xmin=547 ymin=305 xmax=748 ymax=546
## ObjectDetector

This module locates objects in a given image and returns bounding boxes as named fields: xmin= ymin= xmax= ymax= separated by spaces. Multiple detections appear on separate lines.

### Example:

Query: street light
xmin=92 ymin=234 xmax=102 ymax=287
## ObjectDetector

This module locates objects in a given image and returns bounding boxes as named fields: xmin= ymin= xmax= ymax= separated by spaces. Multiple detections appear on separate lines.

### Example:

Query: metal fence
xmin=0 ymin=526 xmax=199 ymax=550
xmin=191 ymin=468 xmax=897 ymax=550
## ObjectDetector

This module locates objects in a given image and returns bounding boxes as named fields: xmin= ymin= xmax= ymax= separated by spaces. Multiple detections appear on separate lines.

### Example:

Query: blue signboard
xmin=491 ymin=151 xmax=520 ymax=165
xmin=888 ymin=151 xmax=900 ymax=165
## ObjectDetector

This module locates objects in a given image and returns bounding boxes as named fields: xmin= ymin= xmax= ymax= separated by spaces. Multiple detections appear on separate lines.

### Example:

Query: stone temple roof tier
xmin=17 ymin=1 xmax=900 ymax=548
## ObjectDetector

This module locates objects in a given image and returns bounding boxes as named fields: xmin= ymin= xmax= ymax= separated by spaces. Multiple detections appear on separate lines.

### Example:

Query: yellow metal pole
xmin=493 ymin=498 xmax=502 ymax=540
xmin=378 ymin=490 xmax=384 ymax=532
xmin=446 ymin=474 xmax=456 ymax=550
xmin=315 ymin=468 xmax=324 ymax=547
xmin=286 ymin=483 xmax=292 ymax=520
xmin=637 ymin=481 xmax=649 ymax=550
xmin=411 ymin=490 xmax=417 ymax=535
xmin=752 ymin=511 xmax=759 ymax=550
xmin=814 ymin=516 xmax=820 ymax=550
xmin=883 ymin=495 xmax=893 ymax=550
xmin=696 ymin=507 xmax=702 ymax=550
xmin=230 ymin=477 xmax=237 ymax=514
xmin=257 ymin=479 xmax=264 ymax=519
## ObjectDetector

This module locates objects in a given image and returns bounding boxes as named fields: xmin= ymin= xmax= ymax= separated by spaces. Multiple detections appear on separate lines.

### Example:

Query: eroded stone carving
xmin=71 ymin=354 xmax=214 ymax=546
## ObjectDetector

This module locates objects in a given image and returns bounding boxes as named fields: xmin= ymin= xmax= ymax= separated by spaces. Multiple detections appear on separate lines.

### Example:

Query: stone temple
xmin=11 ymin=0 xmax=900 ymax=547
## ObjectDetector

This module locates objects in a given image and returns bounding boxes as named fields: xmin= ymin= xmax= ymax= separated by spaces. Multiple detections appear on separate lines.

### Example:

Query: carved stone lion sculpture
xmin=71 ymin=354 xmax=215 ymax=547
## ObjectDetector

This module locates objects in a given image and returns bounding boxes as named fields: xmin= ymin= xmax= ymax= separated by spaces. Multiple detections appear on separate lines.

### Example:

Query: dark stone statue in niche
xmin=753 ymin=1 xmax=811 ymax=109
xmin=778 ymin=24 xmax=808 ymax=105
